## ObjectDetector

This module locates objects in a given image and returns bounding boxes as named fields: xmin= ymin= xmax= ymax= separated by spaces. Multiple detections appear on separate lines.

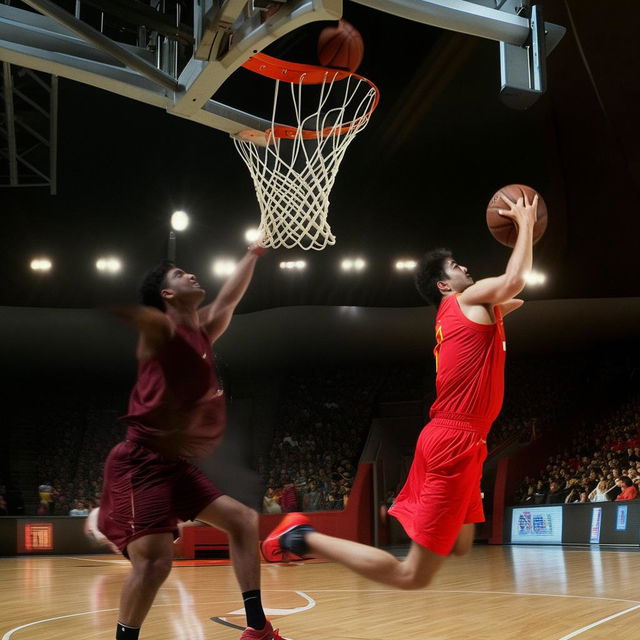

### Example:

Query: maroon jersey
xmin=429 ymin=294 xmax=506 ymax=428
xmin=122 ymin=323 xmax=226 ymax=460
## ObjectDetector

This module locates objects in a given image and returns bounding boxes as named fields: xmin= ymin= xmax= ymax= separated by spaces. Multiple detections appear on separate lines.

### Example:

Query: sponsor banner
xmin=590 ymin=507 xmax=602 ymax=544
xmin=616 ymin=505 xmax=628 ymax=531
xmin=511 ymin=507 xmax=563 ymax=544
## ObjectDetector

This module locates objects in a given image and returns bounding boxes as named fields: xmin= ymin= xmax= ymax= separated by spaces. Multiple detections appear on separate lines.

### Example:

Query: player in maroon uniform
xmin=262 ymin=192 xmax=538 ymax=589
xmin=95 ymin=245 xmax=285 ymax=640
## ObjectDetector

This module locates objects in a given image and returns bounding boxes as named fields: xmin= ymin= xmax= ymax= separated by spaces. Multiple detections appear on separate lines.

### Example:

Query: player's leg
xmin=305 ymin=532 xmax=446 ymax=590
xmin=450 ymin=523 xmax=475 ymax=556
xmin=117 ymin=533 xmax=174 ymax=633
xmin=196 ymin=496 xmax=261 ymax=592
xmin=450 ymin=448 xmax=486 ymax=558
xmin=197 ymin=496 xmax=282 ymax=638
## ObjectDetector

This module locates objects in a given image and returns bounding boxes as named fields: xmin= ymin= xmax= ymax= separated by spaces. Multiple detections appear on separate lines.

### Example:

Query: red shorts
xmin=388 ymin=417 xmax=488 ymax=556
xmin=98 ymin=440 xmax=223 ymax=557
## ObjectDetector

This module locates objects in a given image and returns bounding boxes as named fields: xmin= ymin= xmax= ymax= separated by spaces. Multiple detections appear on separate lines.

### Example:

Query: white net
xmin=233 ymin=60 xmax=378 ymax=250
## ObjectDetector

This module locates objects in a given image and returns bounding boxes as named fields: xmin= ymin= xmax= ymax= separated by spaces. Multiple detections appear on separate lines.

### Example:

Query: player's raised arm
xmin=110 ymin=305 xmax=173 ymax=360
xmin=459 ymin=192 xmax=538 ymax=307
xmin=198 ymin=244 xmax=264 ymax=342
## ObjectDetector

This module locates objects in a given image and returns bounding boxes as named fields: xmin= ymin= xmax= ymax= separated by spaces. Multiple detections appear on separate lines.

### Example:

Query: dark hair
xmin=619 ymin=476 xmax=633 ymax=487
xmin=139 ymin=260 xmax=175 ymax=311
xmin=414 ymin=248 xmax=452 ymax=306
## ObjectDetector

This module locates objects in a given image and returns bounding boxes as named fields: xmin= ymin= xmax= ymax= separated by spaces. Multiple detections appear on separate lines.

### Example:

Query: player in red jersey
xmin=262 ymin=191 xmax=538 ymax=589
xmin=93 ymin=245 xmax=285 ymax=640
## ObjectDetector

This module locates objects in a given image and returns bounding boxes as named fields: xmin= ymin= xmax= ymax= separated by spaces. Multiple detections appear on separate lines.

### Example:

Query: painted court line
xmin=3 ymin=584 xmax=638 ymax=639
xmin=557 ymin=604 xmax=640 ymax=639
xmin=225 ymin=591 xmax=315 ymax=616
xmin=1 ymin=608 xmax=119 ymax=640
xmin=1 ymin=592 xmax=314 ymax=640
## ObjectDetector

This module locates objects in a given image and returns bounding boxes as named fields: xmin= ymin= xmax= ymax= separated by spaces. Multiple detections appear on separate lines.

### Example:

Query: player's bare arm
xmin=198 ymin=245 xmax=263 ymax=342
xmin=500 ymin=299 xmax=524 ymax=316
xmin=459 ymin=192 xmax=538 ymax=316
xmin=110 ymin=306 xmax=174 ymax=360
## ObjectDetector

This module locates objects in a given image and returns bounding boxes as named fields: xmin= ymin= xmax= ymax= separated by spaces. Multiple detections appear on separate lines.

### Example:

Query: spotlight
xmin=30 ymin=257 xmax=52 ymax=272
xmin=341 ymin=257 xmax=366 ymax=272
xmin=96 ymin=257 xmax=122 ymax=273
xmin=212 ymin=259 xmax=237 ymax=277
xmin=245 ymin=227 xmax=261 ymax=243
xmin=171 ymin=210 xmax=189 ymax=232
xmin=525 ymin=270 xmax=546 ymax=286
xmin=279 ymin=260 xmax=306 ymax=270
xmin=395 ymin=259 xmax=417 ymax=271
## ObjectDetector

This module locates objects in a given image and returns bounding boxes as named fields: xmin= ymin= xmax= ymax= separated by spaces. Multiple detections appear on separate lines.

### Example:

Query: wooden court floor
xmin=1 ymin=545 xmax=639 ymax=639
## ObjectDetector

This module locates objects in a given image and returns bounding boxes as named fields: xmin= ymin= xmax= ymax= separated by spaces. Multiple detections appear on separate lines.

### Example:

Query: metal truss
xmin=1 ymin=61 xmax=57 ymax=192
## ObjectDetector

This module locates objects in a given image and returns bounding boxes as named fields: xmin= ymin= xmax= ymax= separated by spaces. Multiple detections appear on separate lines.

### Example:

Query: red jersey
xmin=122 ymin=323 xmax=226 ymax=460
xmin=429 ymin=294 xmax=506 ymax=429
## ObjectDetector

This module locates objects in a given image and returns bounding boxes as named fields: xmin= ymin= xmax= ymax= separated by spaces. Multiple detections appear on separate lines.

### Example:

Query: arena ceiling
xmin=1 ymin=0 xmax=639 ymax=311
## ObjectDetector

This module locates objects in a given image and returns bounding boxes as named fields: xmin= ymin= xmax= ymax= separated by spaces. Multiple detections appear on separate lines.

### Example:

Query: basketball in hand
xmin=317 ymin=20 xmax=364 ymax=72
xmin=486 ymin=184 xmax=548 ymax=247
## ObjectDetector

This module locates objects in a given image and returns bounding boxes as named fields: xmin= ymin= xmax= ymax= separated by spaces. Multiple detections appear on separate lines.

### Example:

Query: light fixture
xmin=30 ymin=257 xmax=52 ymax=272
xmin=395 ymin=259 xmax=417 ymax=271
xmin=279 ymin=260 xmax=306 ymax=270
xmin=170 ymin=210 xmax=189 ymax=232
xmin=525 ymin=270 xmax=546 ymax=286
xmin=341 ymin=257 xmax=366 ymax=272
xmin=212 ymin=259 xmax=237 ymax=277
xmin=96 ymin=257 xmax=122 ymax=273
xmin=245 ymin=227 xmax=261 ymax=243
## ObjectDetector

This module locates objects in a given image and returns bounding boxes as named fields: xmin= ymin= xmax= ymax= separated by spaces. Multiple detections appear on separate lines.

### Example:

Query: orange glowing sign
xmin=24 ymin=523 xmax=53 ymax=551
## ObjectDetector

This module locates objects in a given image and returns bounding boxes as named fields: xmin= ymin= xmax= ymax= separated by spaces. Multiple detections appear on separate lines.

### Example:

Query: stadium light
xmin=212 ymin=259 xmax=237 ymax=277
xmin=96 ymin=257 xmax=122 ymax=274
xmin=30 ymin=257 xmax=52 ymax=272
xmin=245 ymin=227 xmax=261 ymax=243
xmin=525 ymin=270 xmax=546 ymax=286
xmin=279 ymin=260 xmax=306 ymax=271
xmin=395 ymin=259 xmax=417 ymax=271
xmin=341 ymin=257 xmax=366 ymax=272
xmin=170 ymin=210 xmax=189 ymax=232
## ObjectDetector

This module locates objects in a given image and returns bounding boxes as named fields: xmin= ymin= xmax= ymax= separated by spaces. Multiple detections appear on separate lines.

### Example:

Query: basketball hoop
xmin=232 ymin=53 xmax=379 ymax=251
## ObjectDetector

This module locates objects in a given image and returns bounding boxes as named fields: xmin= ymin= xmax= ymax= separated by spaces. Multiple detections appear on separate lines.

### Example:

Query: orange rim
xmin=240 ymin=53 xmax=380 ymax=140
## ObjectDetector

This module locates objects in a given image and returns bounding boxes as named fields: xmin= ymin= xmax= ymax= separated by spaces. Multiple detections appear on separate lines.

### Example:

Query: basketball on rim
xmin=486 ymin=184 xmax=548 ymax=247
xmin=317 ymin=20 xmax=364 ymax=72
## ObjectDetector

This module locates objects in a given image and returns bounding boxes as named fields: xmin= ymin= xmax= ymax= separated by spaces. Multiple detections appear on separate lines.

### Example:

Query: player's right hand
xmin=496 ymin=190 xmax=538 ymax=229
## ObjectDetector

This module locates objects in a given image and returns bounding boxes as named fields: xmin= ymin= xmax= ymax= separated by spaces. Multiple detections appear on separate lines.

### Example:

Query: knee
xmin=397 ymin=567 xmax=433 ymax=591
xmin=228 ymin=504 xmax=258 ymax=536
xmin=450 ymin=543 xmax=472 ymax=557
xmin=135 ymin=556 xmax=172 ymax=585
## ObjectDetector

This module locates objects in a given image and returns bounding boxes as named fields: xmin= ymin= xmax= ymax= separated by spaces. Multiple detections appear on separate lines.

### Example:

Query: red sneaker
xmin=261 ymin=513 xmax=312 ymax=563
xmin=240 ymin=620 xmax=285 ymax=639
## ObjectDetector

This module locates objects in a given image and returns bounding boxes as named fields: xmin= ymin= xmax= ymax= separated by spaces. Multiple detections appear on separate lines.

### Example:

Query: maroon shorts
xmin=388 ymin=417 xmax=488 ymax=556
xmin=98 ymin=440 xmax=223 ymax=557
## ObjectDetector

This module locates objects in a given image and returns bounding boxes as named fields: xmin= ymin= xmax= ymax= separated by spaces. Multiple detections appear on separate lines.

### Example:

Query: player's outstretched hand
xmin=107 ymin=305 xmax=173 ymax=345
xmin=107 ymin=305 xmax=168 ymax=328
xmin=496 ymin=190 xmax=538 ymax=229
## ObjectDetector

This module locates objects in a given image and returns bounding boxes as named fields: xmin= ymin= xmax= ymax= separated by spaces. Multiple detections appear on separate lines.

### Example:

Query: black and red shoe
xmin=261 ymin=513 xmax=314 ymax=563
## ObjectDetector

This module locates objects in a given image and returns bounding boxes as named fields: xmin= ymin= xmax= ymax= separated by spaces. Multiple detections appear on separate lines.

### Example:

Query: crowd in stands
xmin=487 ymin=353 xmax=621 ymax=451
xmin=259 ymin=367 xmax=386 ymax=513
xmin=33 ymin=384 xmax=127 ymax=516
xmin=516 ymin=391 xmax=640 ymax=505
xmin=8 ymin=348 xmax=637 ymax=518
